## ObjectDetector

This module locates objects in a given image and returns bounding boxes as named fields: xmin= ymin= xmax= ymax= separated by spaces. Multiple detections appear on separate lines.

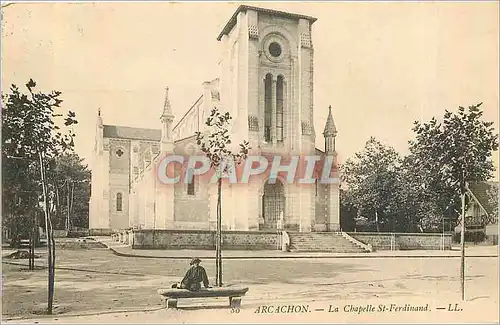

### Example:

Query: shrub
xmin=452 ymin=231 xmax=486 ymax=243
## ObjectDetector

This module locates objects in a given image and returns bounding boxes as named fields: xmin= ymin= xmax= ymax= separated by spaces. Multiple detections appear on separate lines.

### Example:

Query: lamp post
xmin=216 ymin=176 xmax=222 ymax=287
xmin=442 ymin=215 xmax=445 ymax=251
xmin=460 ymin=191 xmax=466 ymax=301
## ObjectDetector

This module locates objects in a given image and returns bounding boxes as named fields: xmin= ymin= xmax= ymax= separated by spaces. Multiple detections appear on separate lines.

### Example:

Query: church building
xmin=89 ymin=5 xmax=340 ymax=234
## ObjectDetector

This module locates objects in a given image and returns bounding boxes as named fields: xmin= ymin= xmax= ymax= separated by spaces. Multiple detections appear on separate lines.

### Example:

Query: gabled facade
xmin=89 ymin=5 xmax=341 ymax=233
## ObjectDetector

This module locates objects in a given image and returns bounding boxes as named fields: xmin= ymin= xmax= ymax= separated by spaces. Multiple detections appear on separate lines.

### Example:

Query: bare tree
xmin=195 ymin=108 xmax=250 ymax=286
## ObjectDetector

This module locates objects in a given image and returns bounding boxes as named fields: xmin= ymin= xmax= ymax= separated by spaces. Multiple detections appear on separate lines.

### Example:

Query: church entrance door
xmin=262 ymin=179 xmax=285 ymax=230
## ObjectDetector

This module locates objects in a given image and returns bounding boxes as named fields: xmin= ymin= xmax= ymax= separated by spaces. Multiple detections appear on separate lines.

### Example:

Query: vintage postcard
xmin=1 ymin=1 xmax=499 ymax=324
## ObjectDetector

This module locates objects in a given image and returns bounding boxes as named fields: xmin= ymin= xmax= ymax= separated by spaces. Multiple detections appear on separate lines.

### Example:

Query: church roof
xmin=217 ymin=5 xmax=317 ymax=41
xmin=172 ymin=94 xmax=203 ymax=131
xmin=468 ymin=181 xmax=498 ymax=216
xmin=103 ymin=125 xmax=161 ymax=141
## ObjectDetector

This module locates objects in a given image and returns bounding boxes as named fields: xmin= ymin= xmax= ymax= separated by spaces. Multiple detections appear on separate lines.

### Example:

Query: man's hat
xmin=190 ymin=257 xmax=201 ymax=265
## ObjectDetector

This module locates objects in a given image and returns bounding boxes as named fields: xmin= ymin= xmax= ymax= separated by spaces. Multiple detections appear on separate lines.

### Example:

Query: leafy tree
xmin=341 ymin=137 xmax=401 ymax=232
xmin=2 ymin=79 xmax=77 ymax=314
xmin=392 ymin=156 xmax=445 ymax=232
xmin=340 ymin=103 xmax=497 ymax=237
xmin=48 ymin=153 xmax=91 ymax=230
xmin=486 ymin=184 xmax=498 ymax=225
xmin=408 ymin=103 xmax=498 ymax=227
xmin=339 ymin=189 xmax=357 ymax=232
xmin=195 ymin=107 xmax=250 ymax=287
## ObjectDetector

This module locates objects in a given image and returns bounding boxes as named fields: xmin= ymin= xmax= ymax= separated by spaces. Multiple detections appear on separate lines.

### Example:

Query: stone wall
xmin=53 ymin=230 xmax=68 ymax=238
xmin=55 ymin=237 xmax=107 ymax=249
xmin=173 ymin=139 xmax=210 ymax=225
xmin=89 ymin=228 xmax=121 ymax=236
xmin=485 ymin=224 xmax=498 ymax=245
xmin=129 ymin=229 xmax=279 ymax=250
xmin=314 ymin=181 xmax=328 ymax=231
xmin=68 ymin=229 xmax=90 ymax=238
xmin=347 ymin=232 xmax=452 ymax=250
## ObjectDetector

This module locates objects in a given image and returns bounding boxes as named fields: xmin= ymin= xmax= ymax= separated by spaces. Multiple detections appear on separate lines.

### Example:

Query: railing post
xmin=281 ymin=231 xmax=290 ymax=252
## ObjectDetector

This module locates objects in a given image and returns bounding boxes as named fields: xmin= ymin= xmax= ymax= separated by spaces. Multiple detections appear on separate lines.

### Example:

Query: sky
xmin=1 ymin=1 xmax=499 ymax=179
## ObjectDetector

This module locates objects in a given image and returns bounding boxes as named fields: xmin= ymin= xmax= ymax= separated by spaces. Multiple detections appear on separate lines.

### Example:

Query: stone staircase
xmin=288 ymin=232 xmax=369 ymax=253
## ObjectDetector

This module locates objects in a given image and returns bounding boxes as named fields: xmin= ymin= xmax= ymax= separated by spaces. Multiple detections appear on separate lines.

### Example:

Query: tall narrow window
xmin=187 ymin=173 xmax=195 ymax=196
xmin=116 ymin=193 xmax=123 ymax=212
xmin=276 ymin=75 xmax=284 ymax=142
xmin=264 ymin=73 xmax=272 ymax=142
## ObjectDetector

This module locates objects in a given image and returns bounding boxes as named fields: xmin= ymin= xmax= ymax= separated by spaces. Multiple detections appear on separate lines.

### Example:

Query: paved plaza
xmin=2 ymin=242 xmax=498 ymax=323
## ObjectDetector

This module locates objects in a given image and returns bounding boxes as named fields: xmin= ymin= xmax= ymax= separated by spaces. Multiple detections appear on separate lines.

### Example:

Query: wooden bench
xmin=157 ymin=286 xmax=249 ymax=309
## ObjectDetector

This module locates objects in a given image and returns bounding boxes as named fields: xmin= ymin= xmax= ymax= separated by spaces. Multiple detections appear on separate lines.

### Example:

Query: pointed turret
xmin=161 ymin=87 xmax=174 ymax=119
xmin=160 ymin=87 xmax=175 ymax=151
xmin=94 ymin=107 xmax=104 ymax=156
xmin=323 ymin=105 xmax=337 ymax=153
xmin=97 ymin=107 xmax=103 ymax=129
xmin=323 ymin=105 xmax=340 ymax=232
xmin=323 ymin=105 xmax=337 ymax=136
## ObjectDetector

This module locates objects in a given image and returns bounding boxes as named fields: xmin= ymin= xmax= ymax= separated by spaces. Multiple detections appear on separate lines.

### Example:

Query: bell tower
xmin=217 ymin=5 xmax=319 ymax=232
xmin=217 ymin=5 xmax=317 ymax=155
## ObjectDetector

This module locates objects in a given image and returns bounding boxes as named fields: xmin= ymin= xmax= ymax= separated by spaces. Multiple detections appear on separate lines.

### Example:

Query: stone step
xmin=292 ymin=239 xmax=352 ymax=243
xmin=290 ymin=248 xmax=365 ymax=253
xmin=291 ymin=241 xmax=356 ymax=244
xmin=295 ymin=246 xmax=353 ymax=248
xmin=292 ymin=246 xmax=356 ymax=249
xmin=292 ymin=244 xmax=365 ymax=249
xmin=288 ymin=232 xmax=367 ymax=253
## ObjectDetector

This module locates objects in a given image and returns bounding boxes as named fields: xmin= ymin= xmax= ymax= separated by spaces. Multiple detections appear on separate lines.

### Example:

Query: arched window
xmin=264 ymin=73 xmax=272 ymax=142
xmin=276 ymin=75 xmax=284 ymax=142
xmin=116 ymin=193 xmax=123 ymax=212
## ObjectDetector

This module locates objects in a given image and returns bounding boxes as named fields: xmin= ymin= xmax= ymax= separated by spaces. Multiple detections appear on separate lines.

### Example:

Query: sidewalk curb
xmin=105 ymin=243 xmax=498 ymax=260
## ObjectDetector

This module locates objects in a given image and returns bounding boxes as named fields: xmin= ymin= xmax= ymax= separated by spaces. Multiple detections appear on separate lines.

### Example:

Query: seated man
xmin=172 ymin=257 xmax=211 ymax=291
